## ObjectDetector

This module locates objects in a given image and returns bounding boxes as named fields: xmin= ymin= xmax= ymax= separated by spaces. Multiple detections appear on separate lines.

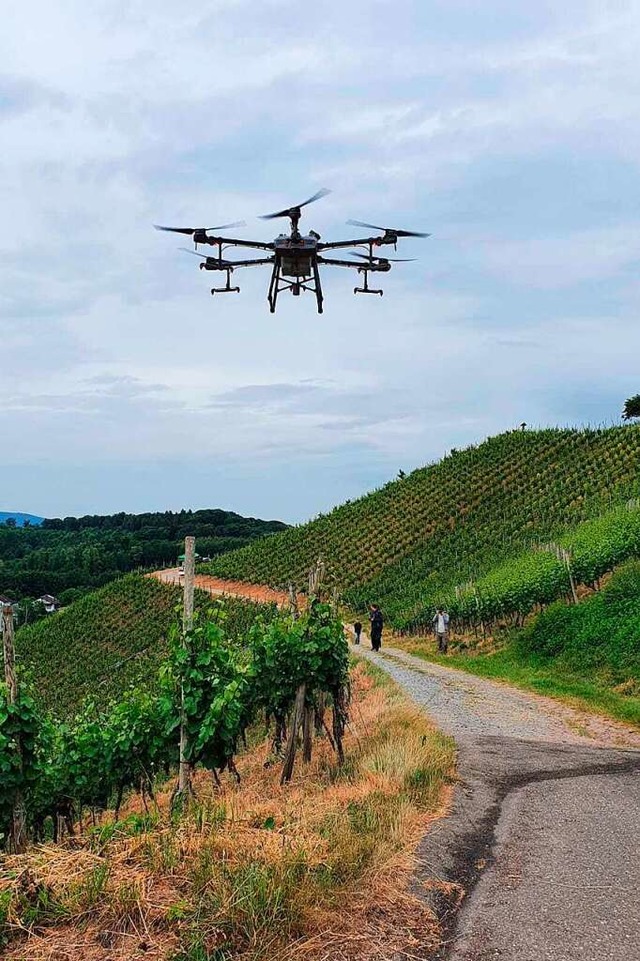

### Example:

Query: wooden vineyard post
xmin=2 ymin=605 xmax=27 ymax=852
xmin=2 ymin=605 xmax=18 ymax=703
xmin=281 ymin=559 xmax=327 ymax=783
xmin=288 ymin=583 xmax=299 ymax=618
xmin=562 ymin=547 xmax=579 ymax=606
xmin=183 ymin=535 xmax=195 ymax=633
xmin=308 ymin=557 xmax=325 ymax=597
xmin=177 ymin=536 xmax=196 ymax=801
xmin=280 ymin=683 xmax=306 ymax=784
xmin=302 ymin=699 xmax=313 ymax=763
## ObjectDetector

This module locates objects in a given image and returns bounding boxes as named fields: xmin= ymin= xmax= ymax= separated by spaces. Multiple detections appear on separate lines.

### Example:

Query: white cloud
xmin=477 ymin=226 xmax=640 ymax=288
xmin=2 ymin=0 xmax=640 ymax=518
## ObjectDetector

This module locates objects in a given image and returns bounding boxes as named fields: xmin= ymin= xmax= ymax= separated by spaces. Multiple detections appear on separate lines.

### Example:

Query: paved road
xmin=354 ymin=643 xmax=640 ymax=961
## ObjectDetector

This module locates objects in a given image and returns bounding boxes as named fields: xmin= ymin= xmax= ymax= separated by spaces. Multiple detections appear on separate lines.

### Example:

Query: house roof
xmin=38 ymin=594 xmax=60 ymax=605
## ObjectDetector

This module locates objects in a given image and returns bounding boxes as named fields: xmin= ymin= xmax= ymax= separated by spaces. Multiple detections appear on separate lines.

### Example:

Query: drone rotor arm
xmin=317 ymin=236 xmax=385 ymax=252
xmin=204 ymin=236 xmax=275 ymax=251
xmin=221 ymin=256 xmax=276 ymax=269
xmin=317 ymin=255 xmax=370 ymax=269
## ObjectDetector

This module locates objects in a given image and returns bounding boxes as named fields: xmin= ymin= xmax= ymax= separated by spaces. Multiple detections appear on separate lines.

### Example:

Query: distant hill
xmin=208 ymin=425 xmax=640 ymax=630
xmin=0 ymin=507 xmax=287 ymax=600
xmin=0 ymin=511 xmax=44 ymax=527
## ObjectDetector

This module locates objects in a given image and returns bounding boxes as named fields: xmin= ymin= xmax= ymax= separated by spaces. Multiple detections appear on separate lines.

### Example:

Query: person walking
xmin=432 ymin=607 xmax=450 ymax=653
xmin=369 ymin=604 xmax=383 ymax=652
xmin=353 ymin=621 xmax=362 ymax=645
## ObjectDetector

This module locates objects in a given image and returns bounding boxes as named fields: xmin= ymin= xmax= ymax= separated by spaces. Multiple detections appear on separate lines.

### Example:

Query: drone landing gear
xmin=211 ymin=269 xmax=240 ymax=296
xmin=354 ymin=270 xmax=383 ymax=297
xmin=267 ymin=259 xmax=324 ymax=314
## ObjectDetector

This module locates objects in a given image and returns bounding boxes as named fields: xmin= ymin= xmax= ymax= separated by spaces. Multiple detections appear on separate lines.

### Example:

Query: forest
xmin=0 ymin=508 xmax=286 ymax=604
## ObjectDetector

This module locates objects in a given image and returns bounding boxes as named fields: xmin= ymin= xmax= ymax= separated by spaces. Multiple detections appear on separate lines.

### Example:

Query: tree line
xmin=0 ymin=508 xmax=287 ymax=602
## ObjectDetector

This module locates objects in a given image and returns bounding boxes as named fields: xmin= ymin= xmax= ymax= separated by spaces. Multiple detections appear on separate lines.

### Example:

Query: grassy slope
xmin=15 ymin=574 xmax=274 ymax=717
xmin=397 ymin=561 xmax=640 ymax=726
xmin=1 ymin=664 xmax=455 ymax=961
xmin=210 ymin=425 xmax=640 ymax=627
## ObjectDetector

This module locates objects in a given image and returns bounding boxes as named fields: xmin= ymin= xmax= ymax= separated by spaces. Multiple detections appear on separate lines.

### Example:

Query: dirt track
xmin=153 ymin=568 xmax=291 ymax=606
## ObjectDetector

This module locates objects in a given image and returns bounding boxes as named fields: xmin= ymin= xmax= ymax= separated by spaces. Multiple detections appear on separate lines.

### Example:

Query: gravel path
xmin=353 ymin=641 xmax=640 ymax=961
xmin=356 ymin=643 xmax=640 ymax=748
xmin=356 ymin=645 xmax=578 ymax=742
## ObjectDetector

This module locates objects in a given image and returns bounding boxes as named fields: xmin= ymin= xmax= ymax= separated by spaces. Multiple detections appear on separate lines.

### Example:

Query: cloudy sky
xmin=2 ymin=1 xmax=640 ymax=522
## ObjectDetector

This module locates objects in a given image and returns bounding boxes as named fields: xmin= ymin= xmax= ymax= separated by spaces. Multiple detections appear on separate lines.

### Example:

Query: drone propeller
xmin=260 ymin=188 xmax=331 ymax=220
xmin=350 ymin=252 xmax=416 ymax=263
xmin=347 ymin=219 xmax=430 ymax=238
xmin=154 ymin=221 xmax=246 ymax=236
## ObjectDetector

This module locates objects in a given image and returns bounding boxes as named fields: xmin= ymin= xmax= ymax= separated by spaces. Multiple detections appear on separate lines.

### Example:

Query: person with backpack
xmin=369 ymin=604 xmax=383 ymax=651
xmin=432 ymin=607 xmax=450 ymax=653
xmin=353 ymin=621 xmax=362 ymax=645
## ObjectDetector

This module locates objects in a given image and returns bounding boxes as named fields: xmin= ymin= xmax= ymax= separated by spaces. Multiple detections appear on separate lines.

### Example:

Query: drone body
xmin=155 ymin=190 xmax=429 ymax=314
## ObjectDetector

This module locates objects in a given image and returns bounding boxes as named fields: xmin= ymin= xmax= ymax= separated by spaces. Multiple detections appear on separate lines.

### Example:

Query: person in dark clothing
xmin=353 ymin=621 xmax=362 ymax=645
xmin=369 ymin=604 xmax=383 ymax=651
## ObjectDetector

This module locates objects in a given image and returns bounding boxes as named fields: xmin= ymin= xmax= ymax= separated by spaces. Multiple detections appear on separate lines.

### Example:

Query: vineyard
xmin=207 ymin=425 xmax=640 ymax=629
xmin=1 ymin=597 xmax=348 ymax=854
xmin=0 ymin=664 xmax=453 ymax=961
xmin=423 ymin=499 xmax=640 ymax=633
xmin=15 ymin=575 xmax=277 ymax=716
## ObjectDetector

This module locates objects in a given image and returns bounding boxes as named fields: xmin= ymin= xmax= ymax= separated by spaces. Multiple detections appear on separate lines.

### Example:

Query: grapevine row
xmin=1 ymin=599 xmax=348 ymax=848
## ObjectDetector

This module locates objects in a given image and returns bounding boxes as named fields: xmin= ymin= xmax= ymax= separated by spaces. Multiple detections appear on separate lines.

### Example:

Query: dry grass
xmin=0 ymin=664 xmax=455 ymax=961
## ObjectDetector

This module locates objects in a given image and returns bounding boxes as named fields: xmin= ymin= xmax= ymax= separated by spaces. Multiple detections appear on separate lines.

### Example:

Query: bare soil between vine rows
xmin=152 ymin=568 xmax=292 ymax=606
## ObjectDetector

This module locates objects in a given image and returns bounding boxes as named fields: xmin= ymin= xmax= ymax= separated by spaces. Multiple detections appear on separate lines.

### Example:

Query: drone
xmin=154 ymin=189 xmax=429 ymax=314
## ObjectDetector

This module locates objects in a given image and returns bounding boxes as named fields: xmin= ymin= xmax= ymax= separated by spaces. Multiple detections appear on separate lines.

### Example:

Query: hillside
xmin=15 ymin=573 xmax=276 ymax=717
xmin=209 ymin=425 xmax=640 ymax=628
xmin=0 ymin=507 xmax=286 ymax=601
xmin=0 ymin=512 xmax=43 ymax=527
